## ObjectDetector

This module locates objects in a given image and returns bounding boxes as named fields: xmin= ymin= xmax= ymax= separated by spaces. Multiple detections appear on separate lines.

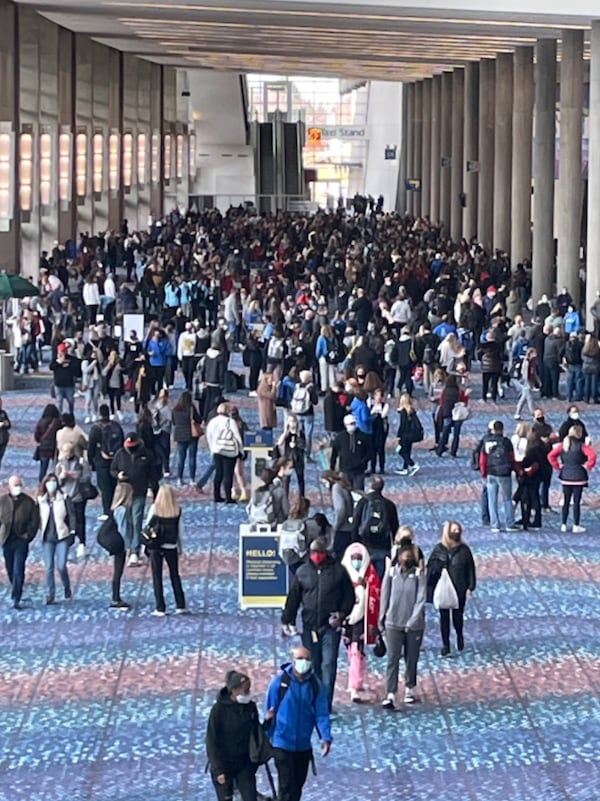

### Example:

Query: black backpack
xmin=422 ymin=343 xmax=435 ymax=365
xmin=97 ymin=515 xmax=125 ymax=555
xmin=406 ymin=412 xmax=424 ymax=443
xmin=101 ymin=421 xmax=123 ymax=459
xmin=358 ymin=497 xmax=390 ymax=545
xmin=325 ymin=335 xmax=347 ymax=365
xmin=485 ymin=437 xmax=512 ymax=472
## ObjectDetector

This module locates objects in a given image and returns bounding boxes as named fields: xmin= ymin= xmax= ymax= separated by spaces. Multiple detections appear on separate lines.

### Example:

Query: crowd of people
xmin=1 ymin=201 xmax=598 ymax=800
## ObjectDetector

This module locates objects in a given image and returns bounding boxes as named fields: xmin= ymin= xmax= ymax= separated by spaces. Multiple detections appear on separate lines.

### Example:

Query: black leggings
xmin=439 ymin=595 xmax=466 ymax=649
xmin=112 ymin=551 xmax=126 ymax=602
xmin=211 ymin=764 xmax=257 ymax=801
xmin=482 ymin=372 xmax=499 ymax=402
xmin=562 ymin=485 xmax=584 ymax=526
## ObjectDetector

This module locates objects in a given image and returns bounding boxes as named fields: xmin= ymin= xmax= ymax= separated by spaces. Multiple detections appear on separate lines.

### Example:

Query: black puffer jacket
xmin=427 ymin=541 xmax=477 ymax=602
xmin=477 ymin=340 xmax=503 ymax=374
xmin=205 ymin=687 xmax=258 ymax=776
xmin=282 ymin=556 xmax=355 ymax=631
xmin=110 ymin=444 xmax=151 ymax=497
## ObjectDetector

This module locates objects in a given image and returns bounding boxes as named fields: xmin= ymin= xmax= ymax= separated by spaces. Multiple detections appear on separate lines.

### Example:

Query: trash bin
xmin=0 ymin=350 xmax=15 ymax=391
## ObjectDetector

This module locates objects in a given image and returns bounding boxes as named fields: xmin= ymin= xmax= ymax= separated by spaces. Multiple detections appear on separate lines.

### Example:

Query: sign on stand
xmin=239 ymin=524 xmax=288 ymax=609
xmin=244 ymin=432 xmax=274 ymax=494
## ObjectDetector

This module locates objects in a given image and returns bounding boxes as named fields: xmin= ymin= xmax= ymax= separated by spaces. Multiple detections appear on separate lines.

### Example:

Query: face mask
xmin=236 ymin=694 xmax=252 ymax=704
xmin=534 ymin=417 xmax=544 ymax=425
xmin=403 ymin=558 xmax=418 ymax=571
xmin=294 ymin=658 xmax=311 ymax=675
xmin=449 ymin=532 xmax=461 ymax=543
xmin=289 ymin=424 xmax=297 ymax=432
xmin=345 ymin=424 xmax=356 ymax=434
xmin=10 ymin=486 xmax=22 ymax=498
xmin=310 ymin=552 xmax=327 ymax=566
xmin=350 ymin=558 xmax=362 ymax=571
xmin=570 ymin=412 xmax=579 ymax=420
xmin=46 ymin=481 xmax=58 ymax=494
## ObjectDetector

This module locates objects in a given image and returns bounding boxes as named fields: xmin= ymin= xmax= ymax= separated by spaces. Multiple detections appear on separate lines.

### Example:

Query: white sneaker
xmin=350 ymin=689 xmax=361 ymax=703
xmin=128 ymin=553 xmax=139 ymax=567
xmin=514 ymin=413 xmax=521 ymax=420
xmin=395 ymin=468 xmax=409 ymax=476
xmin=404 ymin=687 xmax=416 ymax=704
xmin=408 ymin=464 xmax=420 ymax=476
xmin=151 ymin=610 xmax=166 ymax=617
xmin=84 ymin=416 xmax=91 ymax=424
xmin=248 ymin=391 xmax=257 ymax=398
xmin=560 ymin=524 xmax=567 ymax=532
xmin=175 ymin=607 xmax=191 ymax=615
xmin=382 ymin=693 xmax=395 ymax=709
xmin=98 ymin=514 xmax=109 ymax=521
xmin=573 ymin=525 xmax=586 ymax=533
xmin=75 ymin=543 xmax=86 ymax=560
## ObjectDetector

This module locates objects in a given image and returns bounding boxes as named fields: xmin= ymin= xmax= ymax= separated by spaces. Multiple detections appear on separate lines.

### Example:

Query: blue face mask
xmin=351 ymin=558 xmax=362 ymax=571
xmin=294 ymin=658 xmax=311 ymax=675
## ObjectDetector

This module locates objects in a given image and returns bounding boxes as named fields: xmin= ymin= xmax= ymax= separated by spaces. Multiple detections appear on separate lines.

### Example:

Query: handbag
xmin=248 ymin=717 xmax=274 ymax=765
xmin=97 ymin=515 xmax=125 ymax=555
xmin=452 ymin=402 xmax=471 ymax=422
xmin=80 ymin=480 xmax=99 ymax=501
xmin=373 ymin=632 xmax=387 ymax=658
xmin=433 ymin=567 xmax=459 ymax=610
xmin=191 ymin=410 xmax=203 ymax=439
xmin=215 ymin=419 xmax=239 ymax=457
xmin=141 ymin=517 xmax=162 ymax=550
xmin=33 ymin=445 xmax=41 ymax=462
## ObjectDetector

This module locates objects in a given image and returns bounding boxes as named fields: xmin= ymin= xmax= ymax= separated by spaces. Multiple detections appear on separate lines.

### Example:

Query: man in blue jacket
xmin=264 ymin=645 xmax=332 ymax=801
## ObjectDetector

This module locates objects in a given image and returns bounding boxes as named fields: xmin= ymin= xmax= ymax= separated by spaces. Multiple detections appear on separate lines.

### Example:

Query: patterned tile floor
xmin=1 ymin=367 xmax=600 ymax=801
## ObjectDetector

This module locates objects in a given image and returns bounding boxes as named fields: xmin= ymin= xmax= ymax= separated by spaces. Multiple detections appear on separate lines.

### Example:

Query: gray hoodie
xmin=379 ymin=565 xmax=426 ymax=631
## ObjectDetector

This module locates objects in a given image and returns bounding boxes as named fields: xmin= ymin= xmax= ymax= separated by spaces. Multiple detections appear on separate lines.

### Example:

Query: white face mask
xmin=46 ymin=481 xmax=58 ymax=494
xmin=294 ymin=658 xmax=311 ymax=675
xmin=570 ymin=412 xmax=580 ymax=420
xmin=10 ymin=486 xmax=23 ymax=498
xmin=236 ymin=694 xmax=252 ymax=704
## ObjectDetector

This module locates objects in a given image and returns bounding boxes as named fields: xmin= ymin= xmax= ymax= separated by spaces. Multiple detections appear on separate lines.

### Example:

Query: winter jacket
xmin=331 ymin=483 xmax=353 ymax=533
xmin=330 ymin=429 xmax=369 ymax=475
xmin=350 ymin=397 xmax=372 ymax=434
xmin=264 ymin=664 xmax=331 ymax=751
xmin=477 ymin=340 xmax=503 ymax=374
xmin=206 ymin=687 xmax=258 ymax=776
xmin=479 ymin=434 xmax=516 ymax=478
xmin=34 ymin=416 xmax=61 ymax=458
xmin=171 ymin=405 xmax=202 ymax=444
xmin=202 ymin=347 xmax=227 ymax=387
xmin=548 ymin=440 xmax=596 ymax=486
xmin=282 ymin=555 xmax=355 ymax=632
xmin=379 ymin=565 xmax=426 ymax=631
xmin=543 ymin=334 xmax=564 ymax=365
xmin=351 ymin=491 xmax=399 ymax=551
xmin=323 ymin=390 xmax=347 ymax=433
xmin=110 ymin=444 xmax=152 ymax=497
xmin=38 ymin=493 xmax=75 ymax=542
xmin=426 ymin=542 xmax=476 ymax=602
xmin=0 ymin=492 xmax=39 ymax=545
xmin=146 ymin=338 xmax=170 ymax=367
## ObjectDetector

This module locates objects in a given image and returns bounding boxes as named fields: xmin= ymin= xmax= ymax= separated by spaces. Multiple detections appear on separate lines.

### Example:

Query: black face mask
xmin=404 ymin=558 xmax=418 ymax=570
xmin=535 ymin=417 xmax=544 ymax=425
xmin=449 ymin=532 xmax=461 ymax=543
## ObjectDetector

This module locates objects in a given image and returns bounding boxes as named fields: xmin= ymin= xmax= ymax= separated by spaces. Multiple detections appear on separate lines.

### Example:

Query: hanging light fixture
xmin=39 ymin=132 xmax=53 ymax=208
xmin=58 ymin=128 xmax=72 ymax=205
xmin=0 ymin=125 xmax=14 ymax=225
xmin=164 ymin=133 xmax=172 ymax=184
xmin=109 ymin=131 xmax=120 ymax=193
xmin=123 ymin=132 xmax=133 ymax=190
xmin=75 ymin=131 xmax=88 ymax=197
xmin=19 ymin=130 xmax=34 ymax=212
xmin=137 ymin=132 xmax=147 ymax=187
xmin=151 ymin=132 xmax=159 ymax=184
xmin=176 ymin=133 xmax=184 ymax=182
xmin=92 ymin=131 xmax=104 ymax=196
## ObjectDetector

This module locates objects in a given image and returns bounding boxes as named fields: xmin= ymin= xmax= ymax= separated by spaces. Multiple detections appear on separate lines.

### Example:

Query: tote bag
xmin=433 ymin=567 xmax=459 ymax=610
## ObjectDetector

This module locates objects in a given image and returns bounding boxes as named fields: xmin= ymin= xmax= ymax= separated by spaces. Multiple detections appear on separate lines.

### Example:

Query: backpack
xmin=97 ymin=515 xmax=125 ymax=555
xmin=100 ymin=421 xmax=123 ymax=459
xmin=267 ymin=337 xmax=284 ymax=361
xmin=358 ymin=497 xmax=390 ymax=545
xmin=423 ymin=343 xmax=435 ymax=365
xmin=510 ymin=356 xmax=524 ymax=380
xmin=247 ymin=488 xmax=275 ymax=525
xmin=325 ymin=336 xmax=347 ymax=365
xmin=485 ymin=437 xmax=511 ymax=472
xmin=290 ymin=384 xmax=312 ymax=415
xmin=276 ymin=379 xmax=292 ymax=409
xmin=278 ymin=670 xmax=319 ymax=711
xmin=405 ymin=412 xmax=424 ymax=443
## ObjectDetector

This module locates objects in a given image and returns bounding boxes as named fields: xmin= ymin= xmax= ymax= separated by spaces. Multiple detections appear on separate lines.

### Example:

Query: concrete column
xmin=557 ymin=30 xmax=584 ymax=305
xmin=440 ymin=71 xmax=452 ymax=231
xmin=150 ymin=63 xmax=163 ymax=218
xmin=91 ymin=41 xmax=109 ymax=236
xmin=532 ymin=39 xmax=557 ymax=303
xmin=430 ymin=75 xmax=441 ymax=224
xmin=163 ymin=67 xmax=177 ymax=214
xmin=137 ymin=58 xmax=152 ymax=230
xmin=38 ymin=16 xmax=59 ymax=255
xmin=0 ymin=0 xmax=19 ymax=273
xmin=450 ymin=68 xmax=464 ymax=241
xmin=123 ymin=54 xmax=139 ymax=228
xmin=477 ymin=59 xmax=495 ymax=251
xmin=587 ymin=21 xmax=600 ymax=316
xmin=493 ymin=53 xmax=513 ymax=254
xmin=405 ymin=82 xmax=414 ymax=214
xmin=462 ymin=62 xmax=479 ymax=241
xmin=510 ymin=47 xmax=534 ymax=267
xmin=421 ymin=78 xmax=432 ymax=218
xmin=57 ymin=27 xmax=75 ymax=245
xmin=396 ymin=83 xmax=408 ymax=213
xmin=413 ymin=81 xmax=423 ymax=217
xmin=75 ymin=33 xmax=93 ymax=237
xmin=107 ymin=49 xmax=122 ymax=232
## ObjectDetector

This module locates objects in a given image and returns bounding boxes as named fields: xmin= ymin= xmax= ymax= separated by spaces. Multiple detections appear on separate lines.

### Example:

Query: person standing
xmin=395 ymin=392 xmax=423 ymax=475
xmin=206 ymin=404 xmax=243 ymax=503
xmin=108 ymin=481 xmax=133 ymax=609
xmin=514 ymin=347 xmax=540 ymax=420
xmin=379 ymin=539 xmax=427 ymax=709
xmin=49 ymin=342 xmax=78 ymax=414
xmin=281 ymin=538 xmax=354 ymax=710
xmin=479 ymin=420 xmax=520 ymax=532
xmin=264 ymin=645 xmax=332 ymax=801
xmin=329 ymin=414 xmax=369 ymax=491
xmin=427 ymin=520 xmax=476 ymax=657
xmin=36 ymin=472 xmax=76 ymax=604
xmin=206 ymin=670 xmax=260 ymax=801
xmin=0 ymin=476 xmax=39 ymax=609
xmin=257 ymin=371 xmax=278 ymax=435
xmin=152 ymin=388 xmax=173 ymax=478
xmin=144 ymin=485 xmax=188 ymax=615
xmin=435 ymin=374 xmax=470 ymax=458
xmin=548 ymin=424 xmax=597 ymax=532
xmin=0 ymin=396 xmax=12 ymax=479
xmin=34 ymin=403 xmax=61 ymax=483
xmin=110 ymin=432 xmax=151 ymax=565
xmin=88 ymin=404 xmax=124 ymax=520
xmin=292 ymin=370 xmax=318 ymax=460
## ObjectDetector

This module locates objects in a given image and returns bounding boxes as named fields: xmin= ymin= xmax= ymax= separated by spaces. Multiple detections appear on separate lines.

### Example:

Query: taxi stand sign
xmin=239 ymin=524 xmax=289 ymax=609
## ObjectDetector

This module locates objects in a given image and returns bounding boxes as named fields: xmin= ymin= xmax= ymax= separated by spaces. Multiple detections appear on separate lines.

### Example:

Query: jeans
xmin=299 ymin=415 xmax=314 ymax=457
xmin=583 ymin=372 xmax=598 ymax=403
xmin=486 ymin=474 xmax=515 ymax=529
xmin=55 ymin=385 xmax=75 ymax=414
xmin=567 ymin=365 xmax=584 ymax=401
xmin=562 ymin=485 xmax=584 ymax=526
xmin=96 ymin=464 xmax=116 ymax=516
xmin=42 ymin=539 xmax=71 ymax=600
xmin=73 ymin=500 xmax=86 ymax=545
xmin=482 ymin=372 xmax=499 ymax=402
xmin=437 ymin=418 xmax=463 ymax=457
xmin=130 ymin=495 xmax=146 ymax=555
xmin=149 ymin=547 xmax=186 ymax=611
xmin=301 ymin=626 xmax=341 ymax=710
xmin=384 ymin=627 xmax=423 ymax=692
xmin=481 ymin=484 xmax=490 ymax=523
xmin=273 ymin=748 xmax=312 ymax=801
xmin=515 ymin=382 xmax=535 ymax=417
xmin=398 ymin=437 xmax=414 ymax=469
xmin=198 ymin=457 xmax=215 ymax=488
xmin=396 ymin=365 xmax=414 ymax=395
xmin=38 ymin=456 xmax=53 ymax=484
xmin=176 ymin=439 xmax=198 ymax=481
xmin=3 ymin=538 xmax=29 ymax=603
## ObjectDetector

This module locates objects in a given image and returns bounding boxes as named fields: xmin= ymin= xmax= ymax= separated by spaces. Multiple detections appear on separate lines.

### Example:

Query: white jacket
xmin=83 ymin=282 xmax=101 ymax=306
xmin=206 ymin=414 xmax=243 ymax=457
xmin=37 ymin=493 xmax=74 ymax=542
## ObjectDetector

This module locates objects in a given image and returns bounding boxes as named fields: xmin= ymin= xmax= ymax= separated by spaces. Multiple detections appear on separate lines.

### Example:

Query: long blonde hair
xmin=153 ymin=484 xmax=181 ymax=518
xmin=442 ymin=519 xmax=463 ymax=549
xmin=563 ymin=424 xmax=583 ymax=451
xmin=399 ymin=392 xmax=415 ymax=415
xmin=111 ymin=481 xmax=133 ymax=510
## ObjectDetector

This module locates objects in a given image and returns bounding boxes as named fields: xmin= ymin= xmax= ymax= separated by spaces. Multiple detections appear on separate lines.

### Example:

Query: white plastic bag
xmin=433 ymin=568 xmax=459 ymax=609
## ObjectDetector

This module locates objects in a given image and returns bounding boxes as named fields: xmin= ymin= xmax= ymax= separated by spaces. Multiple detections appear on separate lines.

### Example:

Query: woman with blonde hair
xmin=144 ymin=484 xmax=187 ymax=615
xmin=548 ymin=424 xmax=597 ymax=532
xmin=437 ymin=332 xmax=462 ymax=372
xmin=109 ymin=481 xmax=133 ymax=609
xmin=511 ymin=421 xmax=531 ymax=465
xmin=395 ymin=393 xmax=423 ymax=476
xmin=427 ymin=520 xmax=476 ymax=657
xmin=102 ymin=349 xmax=124 ymax=419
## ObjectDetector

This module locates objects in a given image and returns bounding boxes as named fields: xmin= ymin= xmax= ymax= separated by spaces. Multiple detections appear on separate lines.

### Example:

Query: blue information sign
xmin=239 ymin=527 xmax=288 ymax=608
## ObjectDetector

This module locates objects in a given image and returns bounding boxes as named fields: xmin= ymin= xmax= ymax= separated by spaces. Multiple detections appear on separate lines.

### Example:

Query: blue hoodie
xmin=264 ymin=663 xmax=331 ymax=751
